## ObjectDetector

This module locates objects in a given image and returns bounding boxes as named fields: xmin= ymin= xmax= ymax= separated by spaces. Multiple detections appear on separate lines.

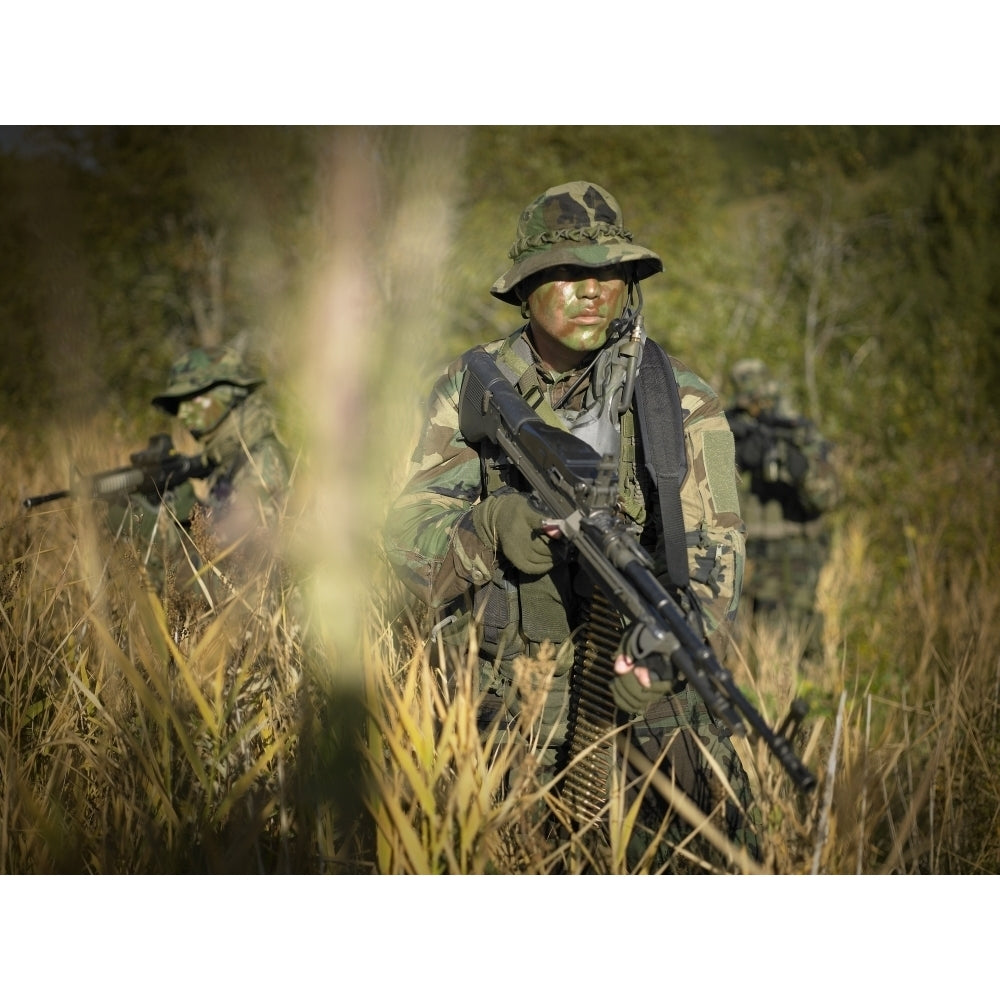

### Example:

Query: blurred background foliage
xmin=5 ymin=126 xmax=997 ymax=444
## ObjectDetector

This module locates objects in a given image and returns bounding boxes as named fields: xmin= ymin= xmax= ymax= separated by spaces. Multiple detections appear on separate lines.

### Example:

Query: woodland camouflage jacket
xmin=385 ymin=327 xmax=746 ymax=662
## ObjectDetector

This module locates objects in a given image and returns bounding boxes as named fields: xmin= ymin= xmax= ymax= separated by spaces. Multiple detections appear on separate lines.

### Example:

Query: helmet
xmin=490 ymin=181 xmax=663 ymax=305
xmin=729 ymin=358 xmax=782 ymax=411
xmin=152 ymin=345 xmax=264 ymax=415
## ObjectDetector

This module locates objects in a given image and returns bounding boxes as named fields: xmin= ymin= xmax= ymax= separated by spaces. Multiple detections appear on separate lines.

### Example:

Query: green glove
xmin=472 ymin=492 xmax=555 ymax=575
xmin=610 ymin=669 xmax=678 ymax=715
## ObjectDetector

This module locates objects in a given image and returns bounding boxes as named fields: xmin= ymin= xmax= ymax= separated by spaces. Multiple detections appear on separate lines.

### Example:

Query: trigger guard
xmin=622 ymin=625 xmax=677 ymax=684
xmin=623 ymin=623 xmax=661 ymax=660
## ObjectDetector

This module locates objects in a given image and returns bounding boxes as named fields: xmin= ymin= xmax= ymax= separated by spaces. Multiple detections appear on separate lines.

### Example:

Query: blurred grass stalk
xmin=285 ymin=128 xmax=470 ymax=864
xmin=293 ymin=126 xmax=467 ymax=690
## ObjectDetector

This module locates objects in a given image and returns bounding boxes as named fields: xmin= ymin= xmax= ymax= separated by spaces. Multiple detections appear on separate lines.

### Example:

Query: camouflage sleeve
xmin=673 ymin=358 xmax=747 ymax=634
xmin=240 ymin=436 xmax=290 ymax=519
xmin=384 ymin=356 xmax=499 ymax=608
xmin=200 ymin=435 xmax=291 ymax=555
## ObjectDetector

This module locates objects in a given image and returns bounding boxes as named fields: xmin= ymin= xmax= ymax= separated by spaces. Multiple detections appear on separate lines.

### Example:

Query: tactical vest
xmin=461 ymin=331 xmax=690 ymax=678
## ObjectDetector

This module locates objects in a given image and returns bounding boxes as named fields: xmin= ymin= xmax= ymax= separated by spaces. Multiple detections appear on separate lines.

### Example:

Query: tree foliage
xmin=0 ymin=126 xmax=322 ymax=433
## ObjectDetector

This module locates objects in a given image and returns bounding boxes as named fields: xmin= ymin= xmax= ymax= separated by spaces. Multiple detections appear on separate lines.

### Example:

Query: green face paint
xmin=525 ymin=265 xmax=627 ymax=368
xmin=177 ymin=386 xmax=235 ymax=438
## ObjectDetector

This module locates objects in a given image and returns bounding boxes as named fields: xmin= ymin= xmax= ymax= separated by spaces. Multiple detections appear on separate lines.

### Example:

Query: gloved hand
xmin=611 ymin=670 xmax=679 ymax=714
xmin=471 ymin=491 xmax=555 ymax=574
xmin=610 ymin=653 xmax=679 ymax=714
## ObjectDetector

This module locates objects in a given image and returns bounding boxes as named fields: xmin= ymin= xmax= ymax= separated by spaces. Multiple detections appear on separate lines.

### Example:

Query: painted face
xmin=177 ymin=386 xmax=233 ymax=438
xmin=525 ymin=265 xmax=628 ymax=365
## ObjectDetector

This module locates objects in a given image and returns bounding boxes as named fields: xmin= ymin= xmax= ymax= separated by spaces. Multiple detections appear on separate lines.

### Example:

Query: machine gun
xmin=23 ymin=433 xmax=217 ymax=511
xmin=458 ymin=348 xmax=817 ymax=794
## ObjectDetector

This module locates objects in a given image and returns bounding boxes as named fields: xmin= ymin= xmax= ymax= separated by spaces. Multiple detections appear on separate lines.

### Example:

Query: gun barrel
xmin=23 ymin=490 xmax=71 ymax=510
xmin=22 ymin=465 xmax=144 ymax=510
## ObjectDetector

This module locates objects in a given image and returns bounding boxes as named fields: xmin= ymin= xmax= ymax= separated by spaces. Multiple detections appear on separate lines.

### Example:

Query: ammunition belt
xmin=562 ymin=583 xmax=623 ymax=825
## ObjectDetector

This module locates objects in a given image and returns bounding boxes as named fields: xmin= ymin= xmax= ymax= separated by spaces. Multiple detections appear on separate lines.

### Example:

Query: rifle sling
xmin=634 ymin=341 xmax=690 ymax=590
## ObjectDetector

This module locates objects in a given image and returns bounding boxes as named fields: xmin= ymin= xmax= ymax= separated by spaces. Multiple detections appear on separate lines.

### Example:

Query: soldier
xmin=384 ymin=181 xmax=759 ymax=870
xmin=726 ymin=358 xmax=840 ymax=658
xmin=111 ymin=344 xmax=290 ymax=596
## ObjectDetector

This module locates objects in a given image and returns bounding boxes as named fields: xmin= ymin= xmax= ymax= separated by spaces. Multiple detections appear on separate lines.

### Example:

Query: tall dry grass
xmin=359 ymin=448 xmax=1000 ymax=875
xmin=1 ymin=422 xmax=361 ymax=874
xmin=3 ymin=424 xmax=999 ymax=873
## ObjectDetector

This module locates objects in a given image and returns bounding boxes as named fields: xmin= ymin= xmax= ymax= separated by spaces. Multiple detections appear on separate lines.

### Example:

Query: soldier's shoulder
xmin=436 ymin=337 xmax=505 ymax=375
xmin=430 ymin=337 xmax=509 ymax=396
xmin=662 ymin=353 xmax=722 ymax=416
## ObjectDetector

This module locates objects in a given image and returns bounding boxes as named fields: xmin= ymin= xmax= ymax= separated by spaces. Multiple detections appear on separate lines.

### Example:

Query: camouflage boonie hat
xmin=730 ymin=358 xmax=781 ymax=408
xmin=490 ymin=181 xmax=663 ymax=304
xmin=152 ymin=345 xmax=264 ymax=415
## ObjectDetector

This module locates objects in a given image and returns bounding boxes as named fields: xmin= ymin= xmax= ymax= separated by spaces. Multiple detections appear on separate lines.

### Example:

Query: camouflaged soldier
xmin=112 ymin=344 xmax=290 ymax=594
xmin=385 ymin=181 xmax=759 ymax=869
xmin=726 ymin=358 xmax=840 ymax=656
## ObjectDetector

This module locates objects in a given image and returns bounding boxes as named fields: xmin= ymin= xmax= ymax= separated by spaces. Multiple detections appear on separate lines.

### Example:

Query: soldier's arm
xmin=673 ymin=361 xmax=747 ymax=635
xmin=384 ymin=363 xmax=500 ymax=608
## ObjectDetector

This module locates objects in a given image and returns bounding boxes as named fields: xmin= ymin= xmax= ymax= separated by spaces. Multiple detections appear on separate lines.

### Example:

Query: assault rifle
xmin=458 ymin=348 xmax=817 ymax=794
xmin=23 ymin=433 xmax=217 ymax=510
xmin=727 ymin=407 xmax=809 ymax=437
xmin=728 ymin=407 xmax=822 ymax=489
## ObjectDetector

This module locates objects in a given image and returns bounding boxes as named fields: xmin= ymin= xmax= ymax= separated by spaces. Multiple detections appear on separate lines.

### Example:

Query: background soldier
xmin=726 ymin=358 xmax=840 ymax=660
xmin=110 ymin=343 xmax=290 ymax=597
xmin=385 ymin=181 xmax=759 ymax=869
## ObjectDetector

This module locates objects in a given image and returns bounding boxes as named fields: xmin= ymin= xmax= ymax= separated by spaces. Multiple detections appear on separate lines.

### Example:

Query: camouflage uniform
xmin=726 ymin=359 xmax=840 ymax=653
xmin=112 ymin=345 xmax=290 ymax=596
xmin=385 ymin=182 xmax=759 ymax=869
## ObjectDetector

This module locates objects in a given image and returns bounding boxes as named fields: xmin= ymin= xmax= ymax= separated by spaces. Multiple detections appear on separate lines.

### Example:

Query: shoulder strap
xmin=634 ymin=340 xmax=690 ymax=589
xmin=493 ymin=334 xmax=567 ymax=430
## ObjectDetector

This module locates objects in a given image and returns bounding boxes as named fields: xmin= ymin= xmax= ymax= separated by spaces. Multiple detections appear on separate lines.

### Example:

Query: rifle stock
xmin=459 ymin=347 xmax=817 ymax=794
xmin=23 ymin=434 xmax=217 ymax=511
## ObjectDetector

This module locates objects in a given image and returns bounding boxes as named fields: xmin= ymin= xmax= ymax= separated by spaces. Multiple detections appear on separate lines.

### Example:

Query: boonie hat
xmin=152 ymin=345 xmax=264 ymax=415
xmin=490 ymin=181 xmax=663 ymax=304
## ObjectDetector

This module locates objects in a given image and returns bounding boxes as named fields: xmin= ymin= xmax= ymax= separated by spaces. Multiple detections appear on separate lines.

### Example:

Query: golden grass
xmin=4 ymin=413 xmax=999 ymax=874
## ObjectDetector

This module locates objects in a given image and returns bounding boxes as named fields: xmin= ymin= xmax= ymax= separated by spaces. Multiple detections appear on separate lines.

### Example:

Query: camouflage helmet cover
xmin=152 ymin=345 xmax=264 ymax=415
xmin=490 ymin=181 xmax=664 ymax=304
xmin=729 ymin=358 xmax=782 ymax=410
